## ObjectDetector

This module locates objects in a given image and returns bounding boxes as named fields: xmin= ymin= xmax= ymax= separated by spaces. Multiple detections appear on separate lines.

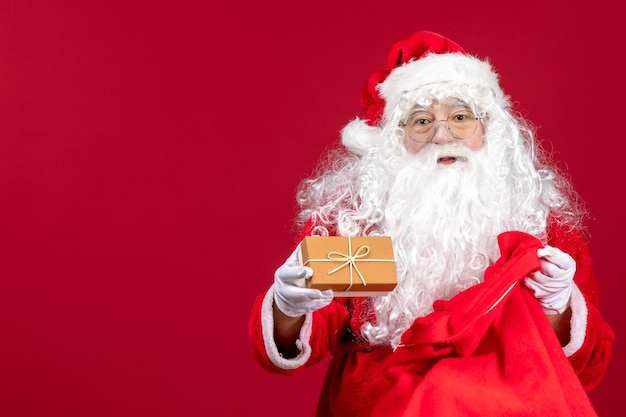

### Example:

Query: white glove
xmin=524 ymin=245 xmax=575 ymax=315
xmin=273 ymin=246 xmax=334 ymax=317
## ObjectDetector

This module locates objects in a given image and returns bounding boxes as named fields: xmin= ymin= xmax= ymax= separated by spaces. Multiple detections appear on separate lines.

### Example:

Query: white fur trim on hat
xmin=341 ymin=117 xmax=383 ymax=156
xmin=379 ymin=53 xmax=509 ymax=122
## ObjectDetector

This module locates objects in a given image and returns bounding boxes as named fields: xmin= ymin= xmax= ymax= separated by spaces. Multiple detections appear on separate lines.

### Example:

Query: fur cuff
xmin=562 ymin=283 xmax=587 ymax=357
xmin=260 ymin=285 xmax=313 ymax=370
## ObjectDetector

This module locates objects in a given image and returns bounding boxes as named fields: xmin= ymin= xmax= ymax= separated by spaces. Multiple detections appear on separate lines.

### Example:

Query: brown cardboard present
xmin=298 ymin=236 xmax=397 ymax=296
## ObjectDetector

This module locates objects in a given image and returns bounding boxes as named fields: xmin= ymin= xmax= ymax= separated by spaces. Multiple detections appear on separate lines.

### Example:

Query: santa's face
xmin=402 ymin=99 xmax=485 ymax=156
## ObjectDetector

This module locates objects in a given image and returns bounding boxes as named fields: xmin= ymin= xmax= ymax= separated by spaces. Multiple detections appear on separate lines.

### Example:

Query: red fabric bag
xmin=371 ymin=231 xmax=599 ymax=416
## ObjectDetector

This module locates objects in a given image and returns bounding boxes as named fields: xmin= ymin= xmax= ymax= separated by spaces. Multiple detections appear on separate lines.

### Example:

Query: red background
xmin=0 ymin=1 xmax=623 ymax=416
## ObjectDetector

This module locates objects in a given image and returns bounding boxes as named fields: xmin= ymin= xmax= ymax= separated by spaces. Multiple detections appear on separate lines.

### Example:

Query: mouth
xmin=437 ymin=156 xmax=466 ymax=165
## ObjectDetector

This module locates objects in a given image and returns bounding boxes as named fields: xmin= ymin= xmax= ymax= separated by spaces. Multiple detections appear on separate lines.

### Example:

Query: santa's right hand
xmin=273 ymin=246 xmax=334 ymax=317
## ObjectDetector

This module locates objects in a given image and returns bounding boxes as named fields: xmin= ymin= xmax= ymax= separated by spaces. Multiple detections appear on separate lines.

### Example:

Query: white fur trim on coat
xmin=261 ymin=285 xmax=313 ymax=370
xmin=562 ymin=283 xmax=587 ymax=357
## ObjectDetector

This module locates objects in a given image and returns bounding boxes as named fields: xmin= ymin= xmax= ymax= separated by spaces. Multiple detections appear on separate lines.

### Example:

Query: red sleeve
xmin=248 ymin=290 xmax=350 ymax=376
xmin=546 ymin=221 xmax=615 ymax=390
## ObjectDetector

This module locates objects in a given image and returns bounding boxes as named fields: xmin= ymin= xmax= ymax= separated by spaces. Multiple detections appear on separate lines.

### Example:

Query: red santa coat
xmin=249 ymin=223 xmax=614 ymax=416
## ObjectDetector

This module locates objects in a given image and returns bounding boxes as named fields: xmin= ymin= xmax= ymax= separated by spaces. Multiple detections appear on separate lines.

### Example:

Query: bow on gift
xmin=326 ymin=242 xmax=371 ymax=292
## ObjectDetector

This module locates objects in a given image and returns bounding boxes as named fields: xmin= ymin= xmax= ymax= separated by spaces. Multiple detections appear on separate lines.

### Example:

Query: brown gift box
xmin=298 ymin=236 xmax=397 ymax=296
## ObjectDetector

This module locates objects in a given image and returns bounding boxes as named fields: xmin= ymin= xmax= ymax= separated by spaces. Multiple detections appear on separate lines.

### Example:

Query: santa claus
xmin=249 ymin=31 xmax=614 ymax=416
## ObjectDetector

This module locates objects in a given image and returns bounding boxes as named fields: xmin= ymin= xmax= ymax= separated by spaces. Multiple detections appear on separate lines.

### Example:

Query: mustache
xmin=404 ymin=143 xmax=477 ymax=167
xmin=428 ymin=143 xmax=475 ymax=158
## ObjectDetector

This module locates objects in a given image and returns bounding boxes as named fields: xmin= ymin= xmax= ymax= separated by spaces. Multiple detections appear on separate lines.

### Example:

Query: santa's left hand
xmin=524 ymin=245 xmax=575 ymax=315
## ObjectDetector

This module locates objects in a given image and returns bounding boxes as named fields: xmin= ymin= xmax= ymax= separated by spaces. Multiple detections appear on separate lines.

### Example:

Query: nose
xmin=431 ymin=119 xmax=455 ymax=144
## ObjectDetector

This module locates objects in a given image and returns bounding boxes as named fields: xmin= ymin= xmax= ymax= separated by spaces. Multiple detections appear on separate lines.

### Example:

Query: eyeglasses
xmin=400 ymin=109 xmax=483 ymax=143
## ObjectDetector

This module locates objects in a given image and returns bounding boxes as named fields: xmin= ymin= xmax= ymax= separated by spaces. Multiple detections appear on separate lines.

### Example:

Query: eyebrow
xmin=408 ymin=99 xmax=471 ymax=114
xmin=443 ymin=99 xmax=471 ymax=109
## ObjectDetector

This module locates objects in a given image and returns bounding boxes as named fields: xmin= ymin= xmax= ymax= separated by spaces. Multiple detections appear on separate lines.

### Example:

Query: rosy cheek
xmin=405 ymin=138 xmax=426 ymax=154
xmin=468 ymin=140 xmax=482 ymax=152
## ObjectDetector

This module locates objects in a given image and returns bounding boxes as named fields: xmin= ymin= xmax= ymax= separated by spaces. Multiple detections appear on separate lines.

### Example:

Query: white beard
xmin=362 ymin=143 xmax=515 ymax=348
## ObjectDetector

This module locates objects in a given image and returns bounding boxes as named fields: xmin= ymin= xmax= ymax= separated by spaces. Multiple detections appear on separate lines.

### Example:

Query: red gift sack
xmin=372 ymin=231 xmax=599 ymax=417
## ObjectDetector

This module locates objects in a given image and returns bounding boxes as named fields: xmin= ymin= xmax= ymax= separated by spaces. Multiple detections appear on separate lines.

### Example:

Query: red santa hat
xmin=342 ymin=31 xmax=509 ymax=154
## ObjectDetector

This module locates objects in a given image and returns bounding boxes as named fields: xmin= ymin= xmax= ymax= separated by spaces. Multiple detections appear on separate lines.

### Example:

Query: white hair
xmin=295 ymin=82 xmax=586 ymax=349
